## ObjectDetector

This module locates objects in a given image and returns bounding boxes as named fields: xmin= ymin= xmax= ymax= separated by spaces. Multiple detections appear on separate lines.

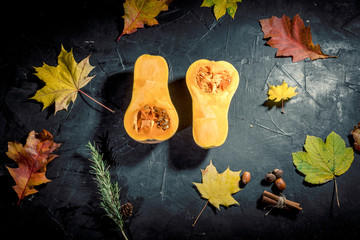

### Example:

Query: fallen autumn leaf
xmin=6 ymin=130 xmax=61 ymax=204
xmin=260 ymin=14 xmax=337 ymax=62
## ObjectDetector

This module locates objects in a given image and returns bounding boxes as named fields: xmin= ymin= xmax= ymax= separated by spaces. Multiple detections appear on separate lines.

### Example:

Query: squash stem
xmin=78 ymin=89 xmax=115 ymax=113
xmin=192 ymin=200 xmax=209 ymax=227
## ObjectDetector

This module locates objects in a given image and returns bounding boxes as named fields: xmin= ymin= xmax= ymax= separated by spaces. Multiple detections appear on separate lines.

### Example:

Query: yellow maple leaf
xmin=31 ymin=45 xmax=98 ymax=115
xmin=192 ymin=160 xmax=241 ymax=226
xmin=193 ymin=160 xmax=241 ymax=209
xmin=267 ymin=80 xmax=298 ymax=113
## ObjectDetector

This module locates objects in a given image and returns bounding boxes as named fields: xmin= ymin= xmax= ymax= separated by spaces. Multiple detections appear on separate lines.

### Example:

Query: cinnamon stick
xmin=264 ymin=190 xmax=300 ymax=206
xmin=262 ymin=195 xmax=290 ymax=210
xmin=263 ymin=190 xmax=300 ymax=207
xmin=262 ymin=190 xmax=303 ymax=211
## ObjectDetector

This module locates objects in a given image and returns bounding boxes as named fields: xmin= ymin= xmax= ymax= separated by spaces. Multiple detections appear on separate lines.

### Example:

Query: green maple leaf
xmin=201 ymin=0 xmax=242 ymax=20
xmin=292 ymin=131 xmax=354 ymax=206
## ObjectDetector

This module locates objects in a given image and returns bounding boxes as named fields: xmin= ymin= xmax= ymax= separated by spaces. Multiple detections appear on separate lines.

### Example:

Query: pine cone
xmin=120 ymin=203 xmax=133 ymax=219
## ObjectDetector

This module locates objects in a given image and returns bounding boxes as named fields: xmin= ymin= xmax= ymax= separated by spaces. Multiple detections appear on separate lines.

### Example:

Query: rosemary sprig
xmin=86 ymin=142 xmax=128 ymax=240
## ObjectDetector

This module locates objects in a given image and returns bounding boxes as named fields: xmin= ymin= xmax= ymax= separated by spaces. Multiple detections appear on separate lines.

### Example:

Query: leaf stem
xmin=281 ymin=99 xmax=284 ymax=114
xmin=335 ymin=177 xmax=340 ymax=207
xmin=116 ymin=31 xmax=125 ymax=42
xmin=192 ymin=200 xmax=209 ymax=227
xmin=78 ymin=89 xmax=115 ymax=113
xmin=17 ymin=140 xmax=45 ymax=205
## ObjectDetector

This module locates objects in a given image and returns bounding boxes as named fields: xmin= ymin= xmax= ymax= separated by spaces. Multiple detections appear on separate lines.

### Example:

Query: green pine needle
xmin=86 ymin=142 xmax=128 ymax=240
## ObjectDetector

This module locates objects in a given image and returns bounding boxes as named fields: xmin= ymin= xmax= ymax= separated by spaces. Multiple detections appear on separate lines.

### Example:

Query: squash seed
xmin=196 ymin=66 xmax=231 ymax=93
xmin=136 ymin=105 xmax=171 ymax=132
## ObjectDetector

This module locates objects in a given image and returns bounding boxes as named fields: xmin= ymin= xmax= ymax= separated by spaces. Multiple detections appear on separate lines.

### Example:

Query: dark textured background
xmin=1 ymin=0 xmax=360 ymax=239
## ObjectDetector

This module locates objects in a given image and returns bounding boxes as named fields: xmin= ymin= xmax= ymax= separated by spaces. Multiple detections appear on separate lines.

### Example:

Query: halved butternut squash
xmin=124 ymin=54 xmax=179 ymax=143
xmin=186 ymin=59 xmax=239 ymax=148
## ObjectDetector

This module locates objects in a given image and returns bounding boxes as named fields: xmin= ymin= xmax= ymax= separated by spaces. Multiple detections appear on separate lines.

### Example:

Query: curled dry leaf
xmin=6 ymin=130 xmax=61 ymax=204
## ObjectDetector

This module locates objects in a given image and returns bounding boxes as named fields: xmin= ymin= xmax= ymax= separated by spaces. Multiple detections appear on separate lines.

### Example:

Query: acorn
xmin=241 ymin=171 xmax=251 ymax=185
xmin=272 ymin=169 xmax=283 ymax=179
xmin=265 ymin=172 xmax=276 ymax=183
xmin=275 ymin=178 xmax=286 ymax=191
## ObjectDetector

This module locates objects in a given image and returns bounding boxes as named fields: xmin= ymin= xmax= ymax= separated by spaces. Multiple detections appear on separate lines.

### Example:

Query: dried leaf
xmin=267 ymin=80 xmax=298 ymax=113
xmin=201 ymin=0 xmax=242 ymax=20
xmin=31 ymin=45 xmax=95 ymax=115
xmin=259 ymin=14 xmax=337 ymax=62
xmin=118 ymin=0 xmax=172 ymax=40
xmin=6 ymin=130 xmax=61 ymax=204
xmin=267 ymin=81 xmax=298 ymax=102
xmin=193 ymin=160 xmax=241 ymax=210
xmin=351 ymin=123 xmax=360 ymax=151
xmin=292 ymin=131 xmax=354 ymax=206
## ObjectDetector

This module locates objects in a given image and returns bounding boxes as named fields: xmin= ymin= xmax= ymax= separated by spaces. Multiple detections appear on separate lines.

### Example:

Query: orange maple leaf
xmin=259 ymin=14 xmax=337 ymax=62
xmin=6 ymin=130 xmax=61 ymax=204
xmin=117 ymin=0 xmax=172 ymax=41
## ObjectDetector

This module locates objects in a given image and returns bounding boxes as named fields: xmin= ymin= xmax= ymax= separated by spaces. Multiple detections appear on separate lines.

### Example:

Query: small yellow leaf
xmin=193 ymin=160 xmax=241 ymax=210
xmin=201 ymin=0 xmax=242 ymax=20
xmin=31 ymin=45 xmax=95 ymax=115
xmin=267 ymin=81 xmax=298 ymax=102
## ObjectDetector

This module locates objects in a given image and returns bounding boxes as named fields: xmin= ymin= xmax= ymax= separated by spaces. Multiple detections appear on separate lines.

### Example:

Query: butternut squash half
xmin=124 ymin=54 xmax=179 ymax=143
xmin=186 ymin=60 xmax=239 ymax=148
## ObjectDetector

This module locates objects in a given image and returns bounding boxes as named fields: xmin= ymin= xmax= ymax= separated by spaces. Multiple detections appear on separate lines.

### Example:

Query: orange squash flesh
xmin=186 ymin=60 xmax=239 ymax=148
xmin=124 ymin=54 xmax=179 ymax=143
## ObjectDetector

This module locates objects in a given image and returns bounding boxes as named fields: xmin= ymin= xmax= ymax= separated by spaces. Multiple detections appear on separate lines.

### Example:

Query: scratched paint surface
xmin=1 ymin=0 xmax=360 ymax=239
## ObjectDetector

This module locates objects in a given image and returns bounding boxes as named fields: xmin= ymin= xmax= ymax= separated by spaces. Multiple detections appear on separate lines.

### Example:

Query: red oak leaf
xmin=6 ymin=130 xmax=61 ymax=204
xmin=259 ymin=14 xmax=337 ymax=62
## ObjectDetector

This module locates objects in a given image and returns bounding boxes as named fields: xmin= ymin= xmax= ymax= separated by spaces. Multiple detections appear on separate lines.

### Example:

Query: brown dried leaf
xmin=6 ymin=130 xmax=61 ymax=204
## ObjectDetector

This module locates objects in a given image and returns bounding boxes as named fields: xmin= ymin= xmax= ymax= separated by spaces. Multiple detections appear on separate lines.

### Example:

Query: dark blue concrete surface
xmin=1 ymin=0 xmax=360 ymax=239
